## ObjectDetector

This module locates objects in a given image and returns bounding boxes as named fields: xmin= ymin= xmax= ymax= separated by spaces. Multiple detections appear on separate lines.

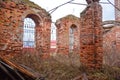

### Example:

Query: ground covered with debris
xmin=9 ymin=52 xmax=120 ymax=80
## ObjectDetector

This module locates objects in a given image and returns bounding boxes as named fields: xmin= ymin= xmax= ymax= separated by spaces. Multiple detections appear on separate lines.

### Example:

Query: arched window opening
xmin=69 ymin=24 xmax=77 ymax=52
xmin=23 ymin=18 xmax=36 ymax=48
xmin=51 ymin=23 xmax=56 ymax=48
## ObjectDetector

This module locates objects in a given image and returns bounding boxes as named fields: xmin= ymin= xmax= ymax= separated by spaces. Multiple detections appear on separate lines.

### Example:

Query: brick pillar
xmin=115 ymin=0 xmax=120 ymax=21
xmin=80 ymin=2 xmax=103 ymax=70
xmin=42 ymin=21 xmax=51 ymax=53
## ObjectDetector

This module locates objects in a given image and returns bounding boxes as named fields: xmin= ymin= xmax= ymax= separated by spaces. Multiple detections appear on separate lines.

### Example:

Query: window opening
xmin=23 ymin=18 xmax=36 ymax=48
xmin=69 ymin=25 xmax=77 ymax=52
xmin=51 ymin=23 xmax=56 ymax=48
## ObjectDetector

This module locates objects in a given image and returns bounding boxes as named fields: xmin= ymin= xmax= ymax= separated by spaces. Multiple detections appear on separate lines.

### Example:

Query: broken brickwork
xmin=80 ymin=2 xmax=103 ymax=70
xmin=55 ymin=15 xmax=80 ymax=54
xmin=103 ymin=25 xmax=120 ymax=66
xmin=102 ymin=0 xmax=120 ymax=66
xmin=55 ymin=1 xmax=103 ymax=70
xmin=115 ymin=0 xmax=120 ymax=21
xmin=0 ymin=0 xmax=51 ymax=55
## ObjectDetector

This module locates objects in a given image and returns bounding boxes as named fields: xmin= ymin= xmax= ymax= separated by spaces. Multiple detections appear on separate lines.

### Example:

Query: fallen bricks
xmin=0 ymin=55 xmax=44 ymax=80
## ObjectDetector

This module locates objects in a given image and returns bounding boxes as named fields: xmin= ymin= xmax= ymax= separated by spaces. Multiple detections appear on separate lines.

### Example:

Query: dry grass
xmin=10 ymin=51 xmax=120 ymax=80
xmin=10 ymin=52 xmax=81 ymax=80
xmin=103 ymin=43 xmax=120 ymax=67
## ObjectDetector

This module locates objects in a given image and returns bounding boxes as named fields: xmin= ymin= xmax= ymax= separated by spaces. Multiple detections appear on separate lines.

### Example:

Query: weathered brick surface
xmin=0 ymin=0 xmax=51 ymax=55
xmin=115 ymin=0 xmax=120 ymax=21
xmin=80 ymin=2 xmax=103 ymax=70
xmin=103 ymin=0 xmax=120 ymax=66
xmin=103 ymin=26 xmax=120 ymax=66
xmin=55 ymin=15 xmax=80 ymax=54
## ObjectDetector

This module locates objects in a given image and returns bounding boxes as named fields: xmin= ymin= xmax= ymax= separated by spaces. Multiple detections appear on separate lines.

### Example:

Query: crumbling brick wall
xmin=115 ymin=0 xmax=120 ymax=21
xmin=103 ymin=26 xmax=120 ymax=66
xmin=80 ymin=2 xmax=103 ymax=70
xmin=55 ymin=15 xmax=80 ymax=54
xmin=0 ymin=0 xmax=51 ymax=55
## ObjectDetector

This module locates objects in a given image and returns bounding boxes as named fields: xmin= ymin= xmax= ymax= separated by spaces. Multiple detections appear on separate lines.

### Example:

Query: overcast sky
xmin=30 ymin=0 xmax=115 ymax=22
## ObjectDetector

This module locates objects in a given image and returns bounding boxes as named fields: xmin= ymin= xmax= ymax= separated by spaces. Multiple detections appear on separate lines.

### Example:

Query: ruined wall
xmin=55 ymin=15 xmax=80 ymax=54
xmin=0 ymin=0 xmax=51 ymax=55
xmin=115 ymin=0 xmax=120 ymax=21
xmin=80 ymin=2 xmax=103 ymax=70
xmin=102 ymin=0 xmax=120 ymax=66
xmin=103 ymin=26 xmax=120 ymax=66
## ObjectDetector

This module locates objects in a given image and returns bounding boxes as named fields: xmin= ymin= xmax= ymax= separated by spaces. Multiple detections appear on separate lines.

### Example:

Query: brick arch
xmin=26 ymin=14 xmax=40 ymax=26
xmin=21 ymin=9 xmax=51 ymax=54
xmin=70 ymin=24 xmax=77 ymax=28
xmin=0 ymin=0 xmax=51 ymax=56
xmin=21 ymin=10 xmax=44 ymax=53
xmin=21 ymin=10 xmax=43 ymax=26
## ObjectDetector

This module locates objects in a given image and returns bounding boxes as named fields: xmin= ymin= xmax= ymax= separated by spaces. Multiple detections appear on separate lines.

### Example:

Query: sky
xmin=29 ymin=0 xmax=115 ymax=22
xmin=29 ymin=0 xmax=115 ymax=41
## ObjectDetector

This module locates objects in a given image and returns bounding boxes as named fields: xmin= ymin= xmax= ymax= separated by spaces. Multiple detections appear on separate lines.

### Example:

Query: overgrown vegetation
xmin=10 ymin=51 xmax=120 ymax=80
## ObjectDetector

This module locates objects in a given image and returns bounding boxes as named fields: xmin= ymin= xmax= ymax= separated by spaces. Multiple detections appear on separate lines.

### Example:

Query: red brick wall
xmin=80 ymin=2 xmax=103 ymax=70
xmin=103 ymin=26 xmax=120 ymax=66
xmin=55 ymin=15 xmax=80 ymax=54
xmin=0 ymin=1 xmax=51 ymax=55
xmin=115 ymin=0 xmax=120 ymax=21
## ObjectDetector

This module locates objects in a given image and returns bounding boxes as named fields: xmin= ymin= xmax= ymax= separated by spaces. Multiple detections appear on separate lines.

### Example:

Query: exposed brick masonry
xmin=103 ymin=26 xmax=120 ymax=66
xmin=115 ymin=0 xmax=120 ymax=21
xmin=0 ymin=0 xmax=51 ymax=55
xmin=80 ymin=2 xmax=103 ymax=70
xmin=0 ymin=0 xmax=104 ymax=70
xmin=55 ymin=15 xmax=80 ymax=54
